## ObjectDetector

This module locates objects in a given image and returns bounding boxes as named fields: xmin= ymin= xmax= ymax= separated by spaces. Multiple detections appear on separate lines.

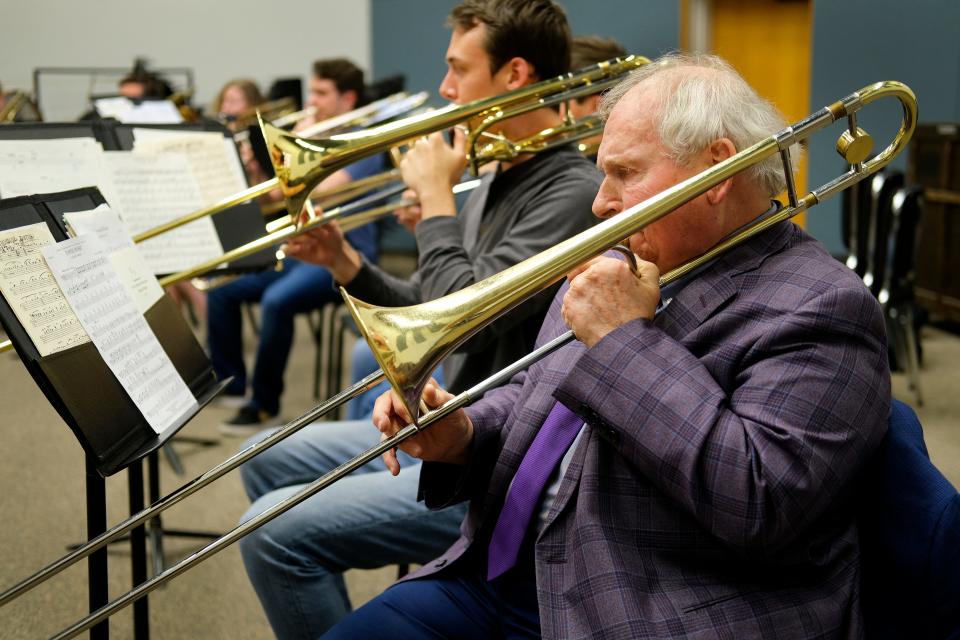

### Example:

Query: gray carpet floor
xmin=0 ymin=315 xmax=957 ymax=639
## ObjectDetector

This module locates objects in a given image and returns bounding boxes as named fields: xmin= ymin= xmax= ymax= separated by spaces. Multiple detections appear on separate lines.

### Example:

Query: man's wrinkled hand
xmin=561 ymin=255 xmax=660 ymax=348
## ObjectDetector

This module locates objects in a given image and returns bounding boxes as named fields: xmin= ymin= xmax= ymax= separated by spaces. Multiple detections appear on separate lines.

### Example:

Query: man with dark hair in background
xmin=565 ymin=35 xmax=628 ymax=158
xmin=209 ymin=57 xmax=384 ymax=433
xmin=294 ymin=58 xmax=367 ymax=132
xmin=235 ymin=1 xmax=603 ymax=637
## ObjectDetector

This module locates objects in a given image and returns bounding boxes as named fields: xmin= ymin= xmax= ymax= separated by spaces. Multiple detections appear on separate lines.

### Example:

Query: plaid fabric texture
xmin=413 ymin=221 xmax=891 ymax=639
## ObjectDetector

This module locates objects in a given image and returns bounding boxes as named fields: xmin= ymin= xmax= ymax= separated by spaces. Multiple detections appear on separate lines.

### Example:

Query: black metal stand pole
xmin=128 ymin=463 xmax=149 ymax=640
xmin=85 ymin=456 xmax=109 ymax=640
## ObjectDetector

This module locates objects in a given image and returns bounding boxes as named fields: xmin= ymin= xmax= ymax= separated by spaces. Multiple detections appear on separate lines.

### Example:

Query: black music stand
xmin=0 ymin=188 xmax=232 ymax=640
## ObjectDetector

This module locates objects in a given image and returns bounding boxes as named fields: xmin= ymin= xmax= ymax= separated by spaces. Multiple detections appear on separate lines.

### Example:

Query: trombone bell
xmin=341 ymin=287 xmax=487 ymax=424
xmin=259 ymin=115 xmax=352 ymax=218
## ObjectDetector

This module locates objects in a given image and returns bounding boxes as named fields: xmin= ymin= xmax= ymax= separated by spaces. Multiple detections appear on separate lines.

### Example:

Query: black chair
xmin=879 ymin=187 xmax=925 ymax=405
xmin=858 ymin=399 xmax=960 ymax=639
xmin=310 ymin=301 xmax=344 ymax=402
xmin=862 ymin=170 xmax=904 ymax=297
xmin=841 ymin=173 xmax=873 ymax=277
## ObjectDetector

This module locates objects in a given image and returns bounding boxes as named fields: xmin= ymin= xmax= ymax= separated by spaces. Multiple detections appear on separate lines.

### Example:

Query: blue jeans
xmin=238 ymin=420 xmax=467 ymax=639
xmin=207 ymin=259 xmax=339 ymax=416
xmin=322 ymin=562 xmax=540 ymax=639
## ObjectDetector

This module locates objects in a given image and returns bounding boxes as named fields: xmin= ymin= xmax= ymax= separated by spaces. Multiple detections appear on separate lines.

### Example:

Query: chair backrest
xmin=858 ymin=399 xmax=960 ymax=639
xmin=879 ymin=186 xmax=924 ymax=307
xmin=842 ymin=174 xmax=873 ymax=277
xmin=863 ymin=170 xmax=905 ymax=296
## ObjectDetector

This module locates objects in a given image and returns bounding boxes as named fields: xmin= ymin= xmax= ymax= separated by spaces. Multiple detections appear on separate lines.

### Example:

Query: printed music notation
xmin=99 ymin=151 xmax=225 ymax=275
xmin=133 ymin=129 xmax=248 ymax=205
xmin=42 ymin=234 xmax=197 ymax=434
xmin=0 ymin=223 xmax=91 ymax=356
xmin=63 ymin=205 xmax=164 ymax=314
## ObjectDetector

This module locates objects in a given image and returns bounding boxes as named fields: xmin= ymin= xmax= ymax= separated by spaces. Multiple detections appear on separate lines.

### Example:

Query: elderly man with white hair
xmin=323 ymin=53 xmax=890 ymax=640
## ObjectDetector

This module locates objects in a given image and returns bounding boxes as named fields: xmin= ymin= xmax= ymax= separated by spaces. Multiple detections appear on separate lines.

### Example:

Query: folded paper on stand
xmin=42 ymin=234 xmax=197 ymax=434
xmin=63 ymin=204 xmax=164 ymax=314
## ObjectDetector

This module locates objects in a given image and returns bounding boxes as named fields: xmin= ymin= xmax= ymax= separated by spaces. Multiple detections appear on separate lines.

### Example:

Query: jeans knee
xmin=238 ymin=521 xmax=280 ymax=571
xmin=237 ymin=432 xmax=281 ymax=500
xmin=259 ymin=293 xmax=294 ymax=322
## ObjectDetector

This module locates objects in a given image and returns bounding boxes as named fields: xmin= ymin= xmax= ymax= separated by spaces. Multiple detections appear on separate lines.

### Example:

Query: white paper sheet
xmin=0 ymin=222 xmax=91 ymax=356
xmin=63 ymin=205 xmax=164 ymax=313
xmin=132 ymin=128 xmax=248 ymax=198
xmin=99 ymin=151 xmax=224 ymax=274
xmin=42 ymin=234 xmax=197 ymax=434
xmin=133 ymin=129 xmax=248 ymax=206
xmin=94 ymin=97 xmax=184 ymax=124
xmin=0 ymin=138 xmax=109 ymax=199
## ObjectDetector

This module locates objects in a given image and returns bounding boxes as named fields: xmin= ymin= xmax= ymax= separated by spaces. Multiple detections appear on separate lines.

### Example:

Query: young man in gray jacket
xmin=237 ymin=1 xmax=602 ymax=637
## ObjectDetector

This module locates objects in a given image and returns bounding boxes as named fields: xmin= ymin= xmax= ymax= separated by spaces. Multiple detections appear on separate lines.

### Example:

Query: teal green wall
xmin=371 ymin=0 xmax=680 ymax=103
xmin=807 ymin=0 xmax=960 ymax=254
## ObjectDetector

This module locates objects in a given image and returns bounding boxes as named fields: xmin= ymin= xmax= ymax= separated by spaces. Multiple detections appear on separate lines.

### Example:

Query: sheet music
xmin=63 ymin=204 xmax=165 ymax=313
xmin=99 ymin=151 xmax=224 ymax=274
xmin=0 ymin=138 xmax=109 ymax=199
xmin=94 ymin=97 xmax=184 ymax=124
xmin=42 ymin=234 xmax=197 ymax=434
xmin=133 ymin=128 xmax=248 ymax=198
xmin=0 ymin=222 xmax=91 ymax=356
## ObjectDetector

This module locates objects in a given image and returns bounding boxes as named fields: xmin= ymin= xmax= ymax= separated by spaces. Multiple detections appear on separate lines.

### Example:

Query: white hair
xmin=599 ymin=53 xmax=800 ymax=197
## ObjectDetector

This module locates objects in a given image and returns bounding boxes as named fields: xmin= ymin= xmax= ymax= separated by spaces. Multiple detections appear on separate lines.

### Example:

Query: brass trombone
xmin=131 ymin=91 xmax=430 ymax=243
xmin=264 ymin=55 xmax=650 ymax=221
xmin=228 ymin=96 xmax=299 ymax=134
xmin=7 ymin=80 xmax=916 ymax=638
xmin=154 ymin=54 xmax=643 ymax=281
xmin=232 ymin=90 xmax=424 ymax=143
xmin=179 ymin=112 xmax=603 ymax=286
xmin=0 ymin=90 xmax=42 ymax=123
xmin=263 ymin=113 xmax=605 ymax=237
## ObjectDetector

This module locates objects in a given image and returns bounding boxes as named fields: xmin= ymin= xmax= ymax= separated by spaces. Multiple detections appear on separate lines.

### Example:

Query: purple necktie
xmin=487 ymin=400 xmax=583 ymax=580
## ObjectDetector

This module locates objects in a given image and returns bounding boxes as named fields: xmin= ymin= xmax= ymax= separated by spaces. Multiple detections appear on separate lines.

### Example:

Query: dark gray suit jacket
xmin=414 ymin=221 xmax=891 ymax=639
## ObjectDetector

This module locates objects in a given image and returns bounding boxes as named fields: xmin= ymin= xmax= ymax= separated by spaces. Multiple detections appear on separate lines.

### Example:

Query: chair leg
xmin=311 ymin=309 xmax=323 ymax=400
xmin=901 ymin=306 xmax=923 ymax=407
xmin=322 ymin=303 xmax=337 ymax=403
xmin=331 ymin=312 xmax=346 ymax=419
xmin=243 ymin=302 xmax=260 ymax=335
xmin=885 ymin=308 xmax=908 ymax=374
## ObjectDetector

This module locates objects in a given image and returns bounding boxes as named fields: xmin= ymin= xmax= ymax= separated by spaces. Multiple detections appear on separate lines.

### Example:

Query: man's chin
xmin=627 ymin=240 xmax=654 ymax=263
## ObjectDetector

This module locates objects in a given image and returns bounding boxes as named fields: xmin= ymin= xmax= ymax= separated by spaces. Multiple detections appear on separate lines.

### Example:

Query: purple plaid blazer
xmin=412 ymin=221 xmax=891 ymax=639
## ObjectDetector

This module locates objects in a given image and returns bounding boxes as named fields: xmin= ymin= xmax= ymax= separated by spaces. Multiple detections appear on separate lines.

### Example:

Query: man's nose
xmin=592 ymin=182 xmax=621 ymax=219
xmin=439 ymin=73 xmax=456 ymax=101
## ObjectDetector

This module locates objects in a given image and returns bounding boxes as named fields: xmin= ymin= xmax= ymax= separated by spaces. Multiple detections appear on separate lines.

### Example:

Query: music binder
xmin=0 ymin=187 xmax=230 ymax=476
xmin=0 ymin=120 xmax=277 ymax=278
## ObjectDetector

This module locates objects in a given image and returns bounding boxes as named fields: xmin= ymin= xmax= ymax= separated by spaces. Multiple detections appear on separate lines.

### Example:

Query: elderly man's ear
xmin=706 ymin=138 xmax=736 ymax=205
